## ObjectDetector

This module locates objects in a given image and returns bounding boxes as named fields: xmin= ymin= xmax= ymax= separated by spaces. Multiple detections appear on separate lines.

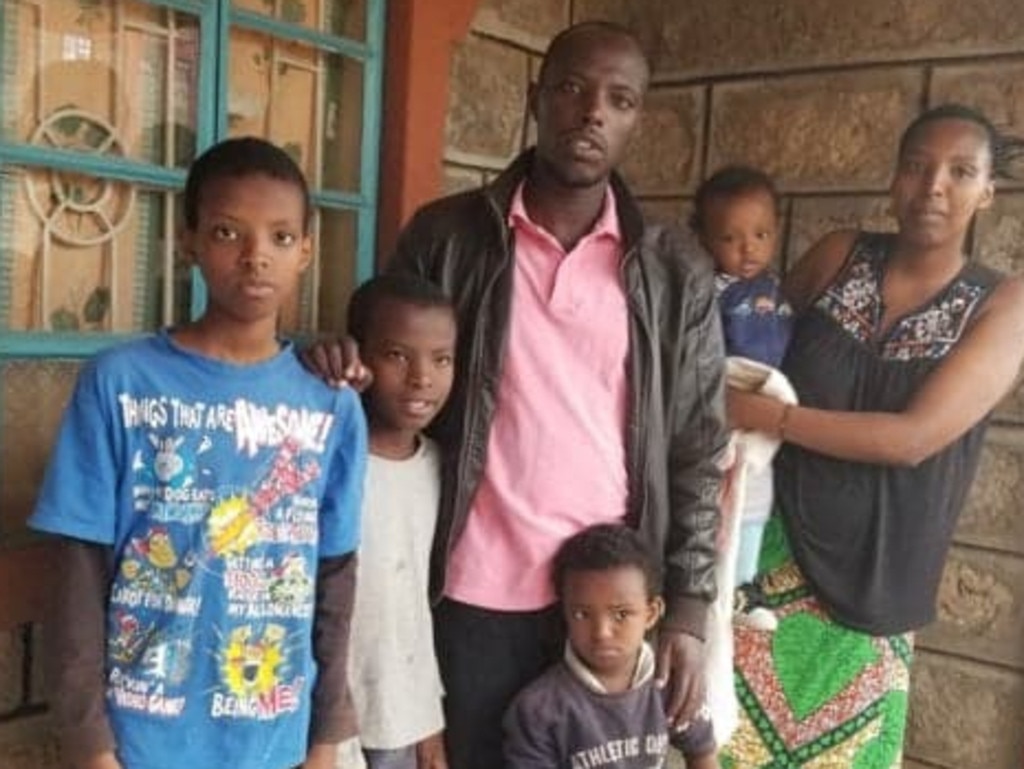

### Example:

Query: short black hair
xmin=346 ymin=273 xmax=454 ymax=345
xmin=690 ymin=165 xmax=781 ymax=234
xmin=898 ymin=103 xmax=1024 ymax=180
xmin=536 ymin=21 xmax=649 ymax=89
xmin=183 ymin=137 xmax=311 ymax=230
xmin=553 ymin=524 xmax=660 ymax=600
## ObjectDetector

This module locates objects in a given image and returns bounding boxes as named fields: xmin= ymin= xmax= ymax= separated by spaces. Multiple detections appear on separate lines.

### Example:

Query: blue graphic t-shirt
xmin=30 ymin=330 xmax=367 ymax=769
xmin=715 ymin=270 xmax=793 ymax=368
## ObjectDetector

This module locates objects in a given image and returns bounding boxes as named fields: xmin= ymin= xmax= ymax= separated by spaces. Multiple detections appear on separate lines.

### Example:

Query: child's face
xmin=562 ymin=566 xmax=663 ymax=691
xmin=363 ymin=299 xmax=456 ymax=452
xmin=180 ymin=173 xmax=311 ymax=328
xmin=699 ymin=189 xmax=779 ymax=280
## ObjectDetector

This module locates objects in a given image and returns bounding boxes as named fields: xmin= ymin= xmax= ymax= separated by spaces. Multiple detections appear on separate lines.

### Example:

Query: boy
xmin=342 ymin=275 xmax=456 ymax=769
xmin=504 ymin=524 xmax=719 ymax=769
xmin=30 ymin=137 xmax=367 ymax=769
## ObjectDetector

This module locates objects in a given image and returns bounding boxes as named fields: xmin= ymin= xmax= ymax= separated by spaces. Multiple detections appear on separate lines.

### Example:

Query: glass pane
xmin=2 ymin=0 xmax=201 ymax=168
xmin=233 ymin=0 xmax=367 ymax=43
xmin=0 ymin=168 xmax=189 ymax=332
xmin=290 ymin=207 xmax=358 ymax=336
xmin=228 ymin=28 xmax=364 ymax=193
xmin=320 ymin=51 xmax=364 ymax=193
xmin=0 ymin=359 xmax=80 ymax=542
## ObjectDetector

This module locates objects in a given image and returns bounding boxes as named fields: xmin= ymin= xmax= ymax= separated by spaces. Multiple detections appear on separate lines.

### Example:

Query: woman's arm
xmin=782 ymin=229 xmax=859 ymax=311
xmin=730 ymin=275 xmax=1024 ymax=466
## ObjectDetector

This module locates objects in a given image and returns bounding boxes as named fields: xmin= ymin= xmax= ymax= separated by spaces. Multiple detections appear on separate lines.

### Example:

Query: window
xmin=0 ymin=0 xmax=384 ymax=553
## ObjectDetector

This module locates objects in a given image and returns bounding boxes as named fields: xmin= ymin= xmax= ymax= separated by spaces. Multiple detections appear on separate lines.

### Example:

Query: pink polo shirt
xmin=444 ymin=183 xmax=630 ymax=610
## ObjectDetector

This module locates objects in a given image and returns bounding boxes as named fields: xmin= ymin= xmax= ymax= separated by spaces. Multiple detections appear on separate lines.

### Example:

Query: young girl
xmin=342 ymin=274 xmax=457 ymax=769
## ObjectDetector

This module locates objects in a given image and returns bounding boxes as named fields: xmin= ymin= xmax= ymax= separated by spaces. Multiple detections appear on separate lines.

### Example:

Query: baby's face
xmin=700 ymin=189 xmax=779 ymax=280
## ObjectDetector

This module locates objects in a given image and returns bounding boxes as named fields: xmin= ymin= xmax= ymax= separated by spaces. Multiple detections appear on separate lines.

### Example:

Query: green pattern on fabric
xmin=852 ymin=691 xmax=909 ymax=769
xmin=721 ymin=519 xmax=913 ymax=768
xmin=736 ymin=676 xmax=788 ymax=755
xmin=889 ymin=635 xmax=913 ymax=665
xmin=756 ymin=514 xmax=791 ymax=573
xmin=773 ymin=613 xmax=880 ymax=721
xmin=792 ymin=699 xmax=882 ymax=762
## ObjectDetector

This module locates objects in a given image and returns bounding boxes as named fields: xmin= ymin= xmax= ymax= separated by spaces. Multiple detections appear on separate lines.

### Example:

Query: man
xmin=318 ymin=20 xmax=727 ymax=769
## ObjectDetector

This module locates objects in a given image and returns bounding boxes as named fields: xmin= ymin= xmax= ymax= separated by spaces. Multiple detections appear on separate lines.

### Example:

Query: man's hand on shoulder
xmin=299 ymin=335 xmax=373 ymax=391
xmin=654 ymin=628 xmax=707 ymax=730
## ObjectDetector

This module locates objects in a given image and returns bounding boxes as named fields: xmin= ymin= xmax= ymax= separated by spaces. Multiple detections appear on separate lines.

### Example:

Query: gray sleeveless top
xmin=776 ymin=231 xmax=1004 ymax=635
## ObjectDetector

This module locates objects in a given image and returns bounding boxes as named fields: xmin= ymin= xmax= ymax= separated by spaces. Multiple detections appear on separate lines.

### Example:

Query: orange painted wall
xmin=376 ymin=0 xmax=479 ymax=262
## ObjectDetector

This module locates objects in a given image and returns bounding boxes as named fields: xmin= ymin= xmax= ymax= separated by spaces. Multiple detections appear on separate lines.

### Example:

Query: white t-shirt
xmin=348 ymin=437 xmax=445 ymax=749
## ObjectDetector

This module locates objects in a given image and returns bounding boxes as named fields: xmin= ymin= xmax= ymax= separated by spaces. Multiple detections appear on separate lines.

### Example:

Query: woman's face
xmin=889 ymin=117 xmax=995 ymax=250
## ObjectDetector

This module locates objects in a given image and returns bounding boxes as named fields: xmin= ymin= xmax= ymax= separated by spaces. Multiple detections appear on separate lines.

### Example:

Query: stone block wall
xmin=0 ymin=627 xmax=57 ymax=768
xmin=444 ymin=1 xmax=1024 ymax=766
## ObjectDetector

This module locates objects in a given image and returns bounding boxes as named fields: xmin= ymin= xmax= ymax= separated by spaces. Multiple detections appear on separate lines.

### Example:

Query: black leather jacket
xmin=388 ymin=151 xmax=727 ymax=637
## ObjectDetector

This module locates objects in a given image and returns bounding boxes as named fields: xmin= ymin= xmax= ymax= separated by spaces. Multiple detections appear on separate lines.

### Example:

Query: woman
xmin=719 ymin=104 xmax=1024 ymax=768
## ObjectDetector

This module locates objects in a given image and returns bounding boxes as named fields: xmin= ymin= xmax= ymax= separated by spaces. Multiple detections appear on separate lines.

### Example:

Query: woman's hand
xmin=726 ymin=388 xmax=787 ymax=436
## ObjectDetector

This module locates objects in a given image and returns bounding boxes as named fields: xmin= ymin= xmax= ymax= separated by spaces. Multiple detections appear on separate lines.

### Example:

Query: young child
xmin=341 ymin=274 xmax=456 ymax=769
xmin=30 ymin=137 xmax=367 ymax=769
xmin=693 ymin=165 xmax=792 ymax=372
xmin=503 ymin=524 xmax=719 ymax=769
xmin=691 ymin=165 xmax=795 ymax=630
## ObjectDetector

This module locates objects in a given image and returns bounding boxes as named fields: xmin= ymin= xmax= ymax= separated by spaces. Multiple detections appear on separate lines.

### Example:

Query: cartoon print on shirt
xmin=249 ymin=438 xmax=321 ymax=517
xmin=220 ymin=624 xmax=287 ymax=697
xmin=119 ymin=526 xmax=196 ymax=598
xmin=208 ymin=495 xmax=260 ymax=557
xmin=142 ymin=633 xmax=193 ymax=687
xmin=132 ymin=433 xmax=215 ymax=519
xmin=107 ymin=393 xmax=338 ymax=727
xmin=207 ymin=438 xmax=320 ymax=558
xmin=728 ymin=292 xmax=793 ymax=318
xmin=133 ymin=433 xmax=213 ymax=489
xmin=753 ymin=294 xmax=782 ymax=315
xmin=210 ymin=623 xmax=306 ymax=720
xmin=153 ymin=435 xmax=188 ymax=485
xmin=266 ymin=552 xmax=313 ymax=607
xmin=109 ymin=610 xmax=155 ymax=665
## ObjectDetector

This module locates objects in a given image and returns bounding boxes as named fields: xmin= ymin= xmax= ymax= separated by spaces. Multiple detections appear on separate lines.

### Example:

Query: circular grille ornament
xmin=26 ymin=107 xmax=135 ymax=246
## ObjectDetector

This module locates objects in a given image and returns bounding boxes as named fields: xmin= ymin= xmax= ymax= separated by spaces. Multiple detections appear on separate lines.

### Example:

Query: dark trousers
xmin=434 ymin=598 xmax=564 ymax=769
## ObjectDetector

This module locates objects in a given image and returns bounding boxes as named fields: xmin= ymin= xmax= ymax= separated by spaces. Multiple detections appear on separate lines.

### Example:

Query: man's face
xmin=530 ymin=31 xmax=648 ymax=190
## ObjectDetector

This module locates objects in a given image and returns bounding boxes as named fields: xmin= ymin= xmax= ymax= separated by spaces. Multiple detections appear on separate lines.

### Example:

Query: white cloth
xmin=704 ymin=356 xmax=798 ymax=746
xmin=347 ymin=438 xmax=446 ymax=750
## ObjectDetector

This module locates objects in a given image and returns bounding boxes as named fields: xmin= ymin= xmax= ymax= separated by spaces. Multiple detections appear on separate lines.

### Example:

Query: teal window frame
xmin=0 ymin=0 xmax=385 ymax=360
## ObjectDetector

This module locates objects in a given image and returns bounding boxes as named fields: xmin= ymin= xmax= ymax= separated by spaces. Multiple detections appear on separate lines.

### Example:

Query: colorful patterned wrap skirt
xmin=720 ymin=518 xmax=913 ymax=769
